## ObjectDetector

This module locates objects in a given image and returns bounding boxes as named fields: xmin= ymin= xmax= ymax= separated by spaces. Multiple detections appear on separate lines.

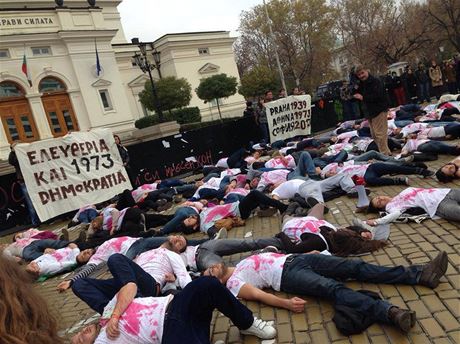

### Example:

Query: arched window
xmin=39 ymin=77 xmax=66 ymax=93
xmin=0 ymin=81 xmax=25 ymax=99
xmin=0 ymin=81 xmax=38 ymax=143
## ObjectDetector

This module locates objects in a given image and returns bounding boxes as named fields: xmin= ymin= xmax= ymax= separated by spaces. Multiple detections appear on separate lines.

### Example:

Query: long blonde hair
xmin=0 ymin=255 xmax=63 ymax=344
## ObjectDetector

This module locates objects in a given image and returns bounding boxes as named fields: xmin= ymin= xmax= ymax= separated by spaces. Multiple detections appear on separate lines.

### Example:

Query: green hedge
xmin=180 ymin=117 xmax=240 ymax=132
xmin=135 ymin=107 xmax=201 ymax=129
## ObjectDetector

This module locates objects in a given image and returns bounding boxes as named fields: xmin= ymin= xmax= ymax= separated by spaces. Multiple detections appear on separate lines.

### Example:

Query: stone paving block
xmin=434 ymin=311 xmax=460 ymax=332
xmin=350 ymin=333 xmax=370 ymax=344
xmin=369 ymin=335 xmax=389 ymax=344
xmin=326 ymin=321 xmax=348 ymax=342
xmin=379 ymin=285 xmax=399 ymax=298
xmin=433 ymin=338 xmax=454 ymax=344
xmin=276 ymin=323 xmax=293 ymax=343
xmin=291 ymin=312 xmax=308 ymax=331
xmin=409 ymin=333 xmax=432 ymax=344
xmin=447 ymin=331 xmax=460 ymax=344
xmin=421 ymin=295 xmax=447 ymax=313
xmin=366 ymin=323 xmax=385 ymax=336
xmin=406 ymin=300 xmax=432 ymax=318
xmin=419 ymin=318 xmax=446 ymax=338
xmin=293 ymin=331 xmax=311 ymax=344
xmin=306 ymin=306 xmax=322 ymax=325
xmin=275 ymin=308 xmax=290 ymax=324
xmin=396 ymin=285 xmax=419 ymax=301
xmin=309 ymin=329 xmax=330 ymax=343
xmin=444 ymin=298 xmax=460 ymax=318
xmin=382 ymin=325 xmax=411 ymax=344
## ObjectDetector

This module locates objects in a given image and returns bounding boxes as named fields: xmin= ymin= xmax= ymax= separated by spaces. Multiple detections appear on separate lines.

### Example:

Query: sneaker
xmin=157 ymin=202 xmax=173 ymax=212
xmin=347 ymin=189 xmax=371 ymax=198
xmin=173 ymin=195 xmax=183 ymax=203
xmin=60 ymin=228 xmax=70 ymax=241
xmin=295 ymin=207 xmax=310 ymax=216
xmin=395 ymin=177 xmax=410 ymax=185
xmin=77 ymin=230 xmax=87 ymax=243
xmin=257 ymin=207 xmax=278 ymax=217
xmin=240 ymin=317 xmax=277 ymax=339
xmin=252 ymin=245 xmax=279 ymax=255
xmin=284 ymin=202 xmax=300 ymax=216
xmin=388 ymin=306 xmax=416 ymax=332
xmin=214 ymin=228 xmax=228 ymax=240
xmin=418 ymin=251 xmax=448 ymax=289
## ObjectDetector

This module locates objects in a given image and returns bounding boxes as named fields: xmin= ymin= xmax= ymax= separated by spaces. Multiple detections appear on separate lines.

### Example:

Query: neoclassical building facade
xmin=0 ymin=0 xmax=245 ymax=160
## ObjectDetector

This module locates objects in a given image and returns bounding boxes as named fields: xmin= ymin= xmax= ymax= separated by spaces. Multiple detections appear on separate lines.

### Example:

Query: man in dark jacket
xmin=353 ymin=65 xmax=391 ymax=155
xmin=415 ymin=63 xmax=431 ymax=103
xmin=8 ymin=143 xmax=41 ymax=226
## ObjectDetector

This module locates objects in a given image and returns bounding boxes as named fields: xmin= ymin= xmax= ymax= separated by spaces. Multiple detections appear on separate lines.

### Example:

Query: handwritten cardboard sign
xmin=15 ymin=129 xmax=131 ymax=221
xmin=265 ymin=95 xmax=311 ymax=142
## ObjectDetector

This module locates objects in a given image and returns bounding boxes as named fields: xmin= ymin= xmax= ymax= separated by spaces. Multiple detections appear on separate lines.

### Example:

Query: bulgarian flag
xmin=22 ymin=53 xmax=32 ymax=87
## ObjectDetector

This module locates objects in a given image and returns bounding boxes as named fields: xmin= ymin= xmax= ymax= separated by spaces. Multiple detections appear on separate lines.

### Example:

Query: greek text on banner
xmin=15 ymin=129 xmax=132 ymax=221
xmin=265 ymin=95 xmax=312 ymax=142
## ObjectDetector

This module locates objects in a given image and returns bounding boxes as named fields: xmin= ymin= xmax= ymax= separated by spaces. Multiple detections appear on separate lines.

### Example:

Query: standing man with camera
xmin=353 ymin=65 xmax=391 ymax=156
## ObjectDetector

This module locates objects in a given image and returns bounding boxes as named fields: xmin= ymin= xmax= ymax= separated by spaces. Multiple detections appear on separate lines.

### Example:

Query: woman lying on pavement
xmin=25 ymin=243 xmax=94 ymax=279
xmin=56 ymin=235 xmax=205 ymax=292
xmin=435 ymin=155 xmax=460 ymax=183
xmin=401 ymin=138 xmax=460 ymax=156
xmin=70 ymin=277 xmax=276 ymax=344
xmin=204 ymin=250 xmax=448 ymax=333
xmin=277 ymin=203 xmax=388 ymax=256
xmin=366 ymin=187 xmax=460 ymax=224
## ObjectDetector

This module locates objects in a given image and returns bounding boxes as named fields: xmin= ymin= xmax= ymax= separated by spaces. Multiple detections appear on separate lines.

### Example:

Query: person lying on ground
xmin=205 ymin=250 xmax=448 ymax=332
xmin=401 ymin=138 xmax=460 ymax=157
xmin=56 ymin=235 xmax=205 ymax=292
xmin=25 ymin=243 xmax=94 ymax=279
xmin=71 ymin=239 xmax=191 ymax=315
xmin=153 ymin=201 xmax=206 ymax=236
xmin=71 ymin=276 xmax=276 ymax=344
xmin=2 ymin=236 xmax=73 ymax=262
xmin=408 ymin=122 xmax=460 ymax=141
xmin=435 ymin=155 xmax=460 ymax=183
xmin=277 ymin=203 xmax=387 ymax=256
xmin=321 ymin=161 xmax=434 ymax=187
xmin=366 ymin=187 xmax=460 ymax=224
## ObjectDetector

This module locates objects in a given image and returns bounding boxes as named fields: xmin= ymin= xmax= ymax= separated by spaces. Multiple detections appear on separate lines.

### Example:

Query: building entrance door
xmin=41 ymin=93 xmax=79 ymax=137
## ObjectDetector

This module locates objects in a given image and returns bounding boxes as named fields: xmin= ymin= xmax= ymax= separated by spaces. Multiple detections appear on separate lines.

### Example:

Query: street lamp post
xmin=131 ymin=38 xmax=164 ymax=122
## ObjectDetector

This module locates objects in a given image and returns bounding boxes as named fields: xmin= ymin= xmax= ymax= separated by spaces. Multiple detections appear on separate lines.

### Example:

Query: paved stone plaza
xmin=1 ymin=150 xmax=459 ymax=344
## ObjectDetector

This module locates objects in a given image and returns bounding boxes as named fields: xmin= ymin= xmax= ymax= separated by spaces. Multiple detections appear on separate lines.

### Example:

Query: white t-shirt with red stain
xmin=226 ymin=253 xmax=288 ymax=296
xmin=95 ymin=295 xmax=173 ymax=344
xmin=402 ymin=139 xmax=430 ymax=153
xmin=417 ymin=126 xmax=446 ymax=139
xmin=340 ymin=163 xmax=370 ymax=178
xmin=257 ymin=169 xmax=290 ymax=191
xmin=88 ymin=236 xmax=140 ymax=265
xmin=264 ymin=155 xmax=296 ymax=169
xmin=401 ymin=123 xmax=429 ymax=137
xmin=181 ymin=245 xmax=199 ymax=270
xmin=34 ymin=246 xmax=80 ymax=276
xmin=102 ymin=207 xmax=129 ymax=232
xmin=132 ymin=183 xmax=158 ymax=203
xmin=19 ymin=228 xmax=41 ymax=239
xmin=226 ymin=187 xmax=250 ymax=198
xmin=337 ymin=130 xmax=358 ymax=142
xmin=271 ymin=179 xmax=306 ymax=199
xmin=282 ymin=216 xmax=336 ymax=248
xmin=135 ymin=247 xmax=191 ymax=289
xmin=386 ymin=187 xmax=451 ymax=218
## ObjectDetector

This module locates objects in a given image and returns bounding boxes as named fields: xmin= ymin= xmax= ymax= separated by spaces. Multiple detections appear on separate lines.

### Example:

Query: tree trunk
xmin=216 ymin=98 xmax=223 ymax=122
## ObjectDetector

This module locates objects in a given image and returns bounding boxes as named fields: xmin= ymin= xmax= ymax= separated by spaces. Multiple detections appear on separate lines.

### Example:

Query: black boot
xmin=388 ymin=306 xmax=416 ymax=332
xmin=418 ymin=251 xmax=448 ymax=288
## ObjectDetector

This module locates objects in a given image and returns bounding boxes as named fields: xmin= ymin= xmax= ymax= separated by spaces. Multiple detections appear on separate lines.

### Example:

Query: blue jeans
xmin=394 ymin=120 xmax=414 ymax=127
xmin=288 ymin=152 xmax=317 ymax=180
xmin=160 ymin=207 xmax=198 ymax=235
xmin=418 ymin=141 xmax=459 ymax=155
xmin=72 ymin=254 xmax=159 ymax=314
xmin=22 ymin=239 xmax=69 ymax=261
xmin=354 ymin=150 xmax=395 ymax=162
xmin=158 ymin=179 xmax=184 ymax=189
xmin=20 ymin=183 xmax=40 ymax=226
xmin=162 ymin=277 xmax=253 ymax=343
xmin=280 ymin=254 xmax=422 ymax=323
xmin=364 ymin=163 xmax=422 ymax=186
xmin=77 ymin=208 xmax=99 ymax=223
xmin=313 ymin=150 xmax=348 ymax=169
xmin=418 ymin=82 xmax=430 ymax=102
xmin=224 ymin=193 xmax=246 ymax=204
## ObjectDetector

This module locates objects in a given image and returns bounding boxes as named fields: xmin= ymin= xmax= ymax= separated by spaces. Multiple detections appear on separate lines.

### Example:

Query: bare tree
xmin=427 ymin=0 xmax=460 ymax=52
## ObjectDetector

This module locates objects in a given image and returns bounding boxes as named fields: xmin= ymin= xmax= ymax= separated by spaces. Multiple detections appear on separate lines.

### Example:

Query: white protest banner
xmin=265 ymin=95 xmax=311 ymax=142
xmin=15 ymin=129 xmax=132 ymax=221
